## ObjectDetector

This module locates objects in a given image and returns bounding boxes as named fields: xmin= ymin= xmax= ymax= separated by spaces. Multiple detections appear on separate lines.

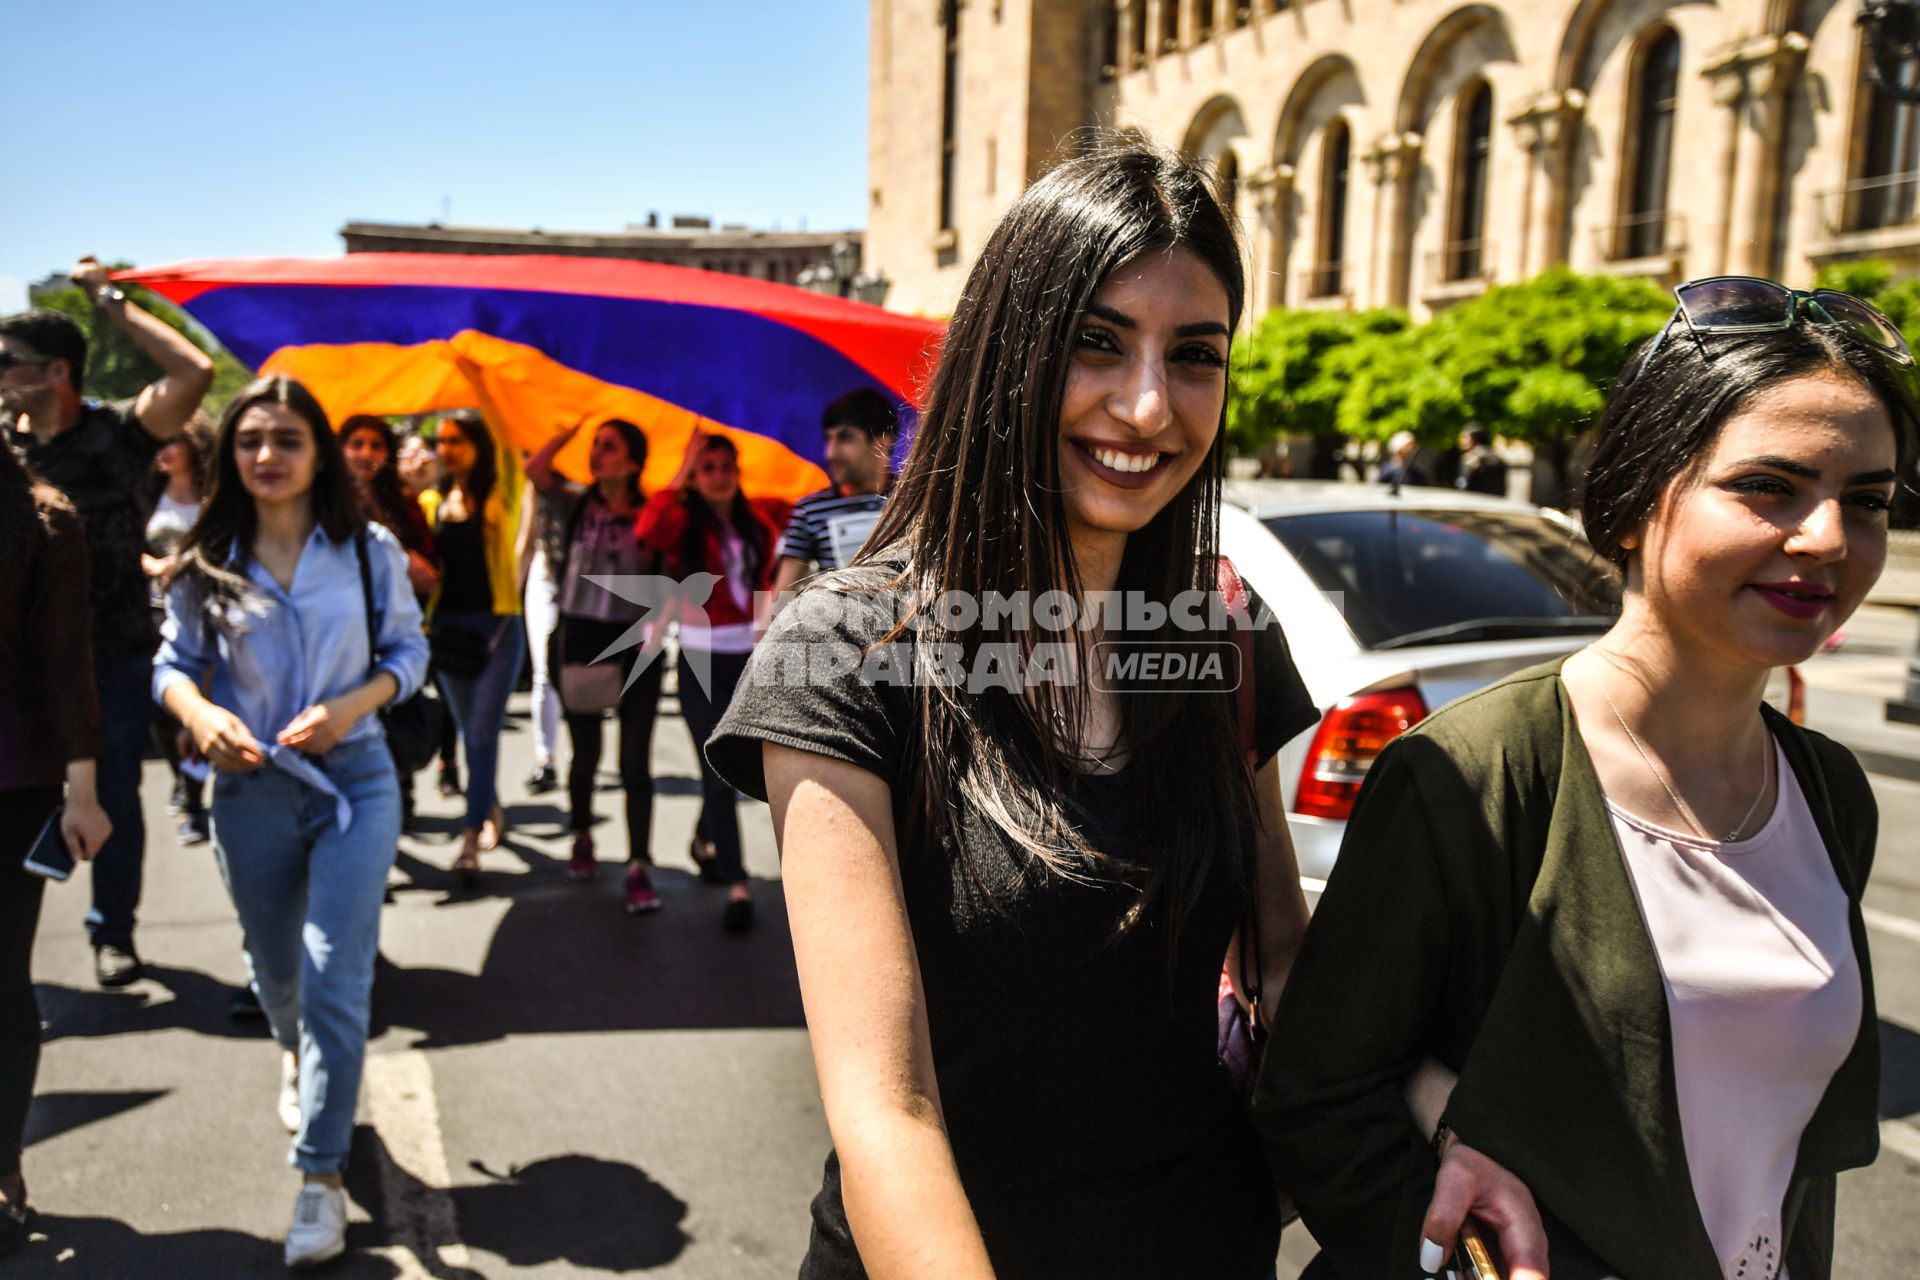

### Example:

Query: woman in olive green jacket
xmin=1256 ymin=280 xmax=1912 ymax=1280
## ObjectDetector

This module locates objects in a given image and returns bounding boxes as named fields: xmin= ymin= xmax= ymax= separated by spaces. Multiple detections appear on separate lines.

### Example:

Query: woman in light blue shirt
xmin=154 ymin=376 xmax=427 ymax=1270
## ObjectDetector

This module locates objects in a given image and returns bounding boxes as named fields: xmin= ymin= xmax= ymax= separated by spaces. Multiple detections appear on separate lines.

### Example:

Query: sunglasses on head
xmin=0 ymin=351 xmax=48 ymax=373
xmin=1629 ymin=275 xmax=1914 ymax=383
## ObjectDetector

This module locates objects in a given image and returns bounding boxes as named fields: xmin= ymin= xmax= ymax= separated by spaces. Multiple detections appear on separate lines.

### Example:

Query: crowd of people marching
xmin=0 ymin=258 xmax=901 ymax=1265
xmin=0 ymin=136 xmax=1911 ymax=1280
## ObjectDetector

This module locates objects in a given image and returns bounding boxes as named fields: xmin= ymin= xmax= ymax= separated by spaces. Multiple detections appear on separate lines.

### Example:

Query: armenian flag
xmin=118 ymin=253 xmax=944 ymax=506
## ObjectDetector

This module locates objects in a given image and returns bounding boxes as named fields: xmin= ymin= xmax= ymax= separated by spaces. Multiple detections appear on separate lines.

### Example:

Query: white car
xmin=1218 ymin=479 xmax=1620 ymax=883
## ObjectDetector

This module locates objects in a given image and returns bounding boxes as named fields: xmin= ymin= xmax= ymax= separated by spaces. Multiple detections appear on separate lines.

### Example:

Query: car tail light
xmin=1294 ymin=686 xmax=1429 ymax=820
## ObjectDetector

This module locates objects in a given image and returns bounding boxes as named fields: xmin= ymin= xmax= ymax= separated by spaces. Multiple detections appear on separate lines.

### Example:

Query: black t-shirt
xmin=434 ymin=513 xmax=492 ymax=614
xmin=19 ymin=400 xmax=163 ymax=658
xmin=707 ymin=565 xmax=1319 ymax=1280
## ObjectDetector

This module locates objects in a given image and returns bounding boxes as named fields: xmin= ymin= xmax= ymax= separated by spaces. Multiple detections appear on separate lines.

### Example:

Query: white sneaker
xmin=278 ymin=1051 xmax=301 ymax=1133
xmin=284 ymin=1182 xmax=346 ymax=1268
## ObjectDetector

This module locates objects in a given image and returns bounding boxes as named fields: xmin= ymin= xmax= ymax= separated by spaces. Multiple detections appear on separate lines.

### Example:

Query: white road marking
xmin=1881 ymin=1118 xmax=1920 ymax=1166
xmin=363 ymin=1049 xmax=473 ymax=1278
xmin=1299 ymin=876 xmax=1328 ymax=894
xmin=1865 ymin=906 xmax=1920 ymax=946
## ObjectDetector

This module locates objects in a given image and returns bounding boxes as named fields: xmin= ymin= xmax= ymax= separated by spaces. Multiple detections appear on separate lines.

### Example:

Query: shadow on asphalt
xmin=22 ymin=1089 xmax=168 ymax=1149
xmin=370 ymin=855 xmax=804 ymax=1047
xmin=35 ymin=963 xmax=272 ymax=1046
xmin=3 ymin=1214 xmax=402 ymax=1279
xmin=349 ymin=1126 xmax=691 ymax=1273
xmin=1879 ymin=1017 xmax=1920 ymax=1121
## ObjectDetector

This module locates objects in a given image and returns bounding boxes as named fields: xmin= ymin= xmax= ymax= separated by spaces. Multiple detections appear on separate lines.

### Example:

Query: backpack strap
xmin=353 ymin=528 xmax=379 ymax=679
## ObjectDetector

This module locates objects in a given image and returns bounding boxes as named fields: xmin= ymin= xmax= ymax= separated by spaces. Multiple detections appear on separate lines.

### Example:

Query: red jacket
xmin=634 ymin=491 xmax=777 ymax=629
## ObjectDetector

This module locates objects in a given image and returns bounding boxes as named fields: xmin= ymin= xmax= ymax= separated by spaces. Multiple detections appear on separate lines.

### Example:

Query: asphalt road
xmin=13 ymin=630 xmax=1920 ymax=1279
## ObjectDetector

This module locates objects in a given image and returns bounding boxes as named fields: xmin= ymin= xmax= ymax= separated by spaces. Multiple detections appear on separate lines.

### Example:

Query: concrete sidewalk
xmin=1801 ymin=602 xmax=1920 ymax=782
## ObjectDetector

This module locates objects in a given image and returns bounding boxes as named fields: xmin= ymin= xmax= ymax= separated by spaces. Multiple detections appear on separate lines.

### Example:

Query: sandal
xmin=479 ymin=805 xmax=505 ymax=852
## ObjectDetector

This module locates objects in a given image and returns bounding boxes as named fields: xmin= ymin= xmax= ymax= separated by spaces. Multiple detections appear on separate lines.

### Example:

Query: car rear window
xmin=1262 ymin=508 xmax=1620 ymax=649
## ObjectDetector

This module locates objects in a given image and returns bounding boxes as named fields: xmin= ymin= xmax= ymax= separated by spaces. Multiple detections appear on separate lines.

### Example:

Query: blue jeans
xmin=209 ymin=735 xmax=399 ymax=1174
xmin=86 ymin=650 xmax=153 ymax=950
xmin=434 ymin=611 xmax=527 ymax=830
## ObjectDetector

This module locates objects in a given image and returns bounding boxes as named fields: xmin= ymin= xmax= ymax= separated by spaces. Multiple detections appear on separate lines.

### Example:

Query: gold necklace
xmin=1594 ymin=667 xmax=1770 ymax=843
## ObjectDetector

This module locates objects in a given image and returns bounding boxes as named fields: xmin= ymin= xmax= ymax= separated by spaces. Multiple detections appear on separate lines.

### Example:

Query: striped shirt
xmin=775 ymin=481 xmax=893 ymax=572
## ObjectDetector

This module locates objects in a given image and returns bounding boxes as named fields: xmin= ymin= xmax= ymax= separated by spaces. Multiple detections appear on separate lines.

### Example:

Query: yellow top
xmin=419 ymin=449 xmax=524 ymax=619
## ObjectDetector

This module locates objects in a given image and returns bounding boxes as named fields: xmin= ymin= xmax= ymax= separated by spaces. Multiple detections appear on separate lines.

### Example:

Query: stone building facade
xmin=867 ymin=0 xmax=1920 ymax=319
xmin=341 ymin=218 xmax=860 ymax=289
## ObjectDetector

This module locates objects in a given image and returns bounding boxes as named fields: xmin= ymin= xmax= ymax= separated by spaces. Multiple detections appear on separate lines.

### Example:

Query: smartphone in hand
xmin=1455 ymin=1221 xmax=1504 ymax=1280
xmin=23 ymin=805 xmax=75 ymax=881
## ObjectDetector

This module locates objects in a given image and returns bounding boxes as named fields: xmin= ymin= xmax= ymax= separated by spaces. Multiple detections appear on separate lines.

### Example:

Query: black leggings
xmin=678 ymin=648 xmax=751 ymax=887
xmin=1 ymin=786 xmax=57 ymax=1179
xmin=562 ymin=619 xmax=665 ymax=865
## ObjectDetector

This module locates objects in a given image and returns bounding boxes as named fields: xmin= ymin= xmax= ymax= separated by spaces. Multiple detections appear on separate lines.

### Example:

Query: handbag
xmin=1214 ymin=557 xmax=1266 ymax=1101
xmin=355 ymin=531 xmax=447 ymax=773
xmin=551 ymin=493 xmax=648 ymax=716
xmin=560 ymin=656 xmax=625 ymax=715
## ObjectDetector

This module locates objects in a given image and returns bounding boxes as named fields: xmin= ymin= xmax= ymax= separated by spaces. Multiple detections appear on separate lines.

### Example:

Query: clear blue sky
xmin=0 ymin=1 xmax=870 ymax=313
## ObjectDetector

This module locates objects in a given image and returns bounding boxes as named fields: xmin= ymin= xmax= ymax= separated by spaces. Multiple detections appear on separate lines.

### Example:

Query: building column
xmin=1507 ymin=89 xmax=1586 ymax=276
xmin=1704 ymin=33 xmax=1809 ymax=278
xmin=1117 ymin=1 xmax=1137 ymax=72
xmin=1363 ymin=132 xmax=1423 ymax=309
xmin=1247 ymin=164 xmax=1293 ymax=314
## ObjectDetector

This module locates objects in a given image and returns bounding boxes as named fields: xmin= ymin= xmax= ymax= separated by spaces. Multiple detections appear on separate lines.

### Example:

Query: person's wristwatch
xmin=93 ymin=285 xmax=127 ymax=309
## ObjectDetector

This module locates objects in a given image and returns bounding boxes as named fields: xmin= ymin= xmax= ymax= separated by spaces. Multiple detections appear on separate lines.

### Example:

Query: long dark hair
xmin=595 ymin=417 xmax=650 ymax=510
xmin=1587 ymin=314 xmax=1920 ymax=569
xmin=678 ymin=434 xmax=771 ymax=579
xmin=434 ymin=411 xmax=497 ymax=516
xmin=340 ymin=415 xmax=424 ymax=550
xmin=170 ymin=376 xmax=365 ymax=625
xmin=147 ymin=411 xmax=216 ymax=505
xmin=849 ymin=138 xmax=1250 ymax=956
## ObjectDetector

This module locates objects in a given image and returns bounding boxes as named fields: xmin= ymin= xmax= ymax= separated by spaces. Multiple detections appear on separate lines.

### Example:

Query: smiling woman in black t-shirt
xmin=705 ymin=142 xmax=1319 ymax=1280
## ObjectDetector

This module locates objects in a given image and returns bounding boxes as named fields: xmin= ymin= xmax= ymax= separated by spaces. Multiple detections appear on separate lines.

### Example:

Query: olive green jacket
xmin=1253 ymin=661 xmax=1881 ymax=1280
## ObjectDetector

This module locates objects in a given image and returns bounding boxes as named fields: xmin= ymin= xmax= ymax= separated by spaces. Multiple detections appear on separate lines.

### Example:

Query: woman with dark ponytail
xmin=525 ymin=417 xmax=668 ymax=905
xmin=637 ymin=431 xmax=775 ymax=930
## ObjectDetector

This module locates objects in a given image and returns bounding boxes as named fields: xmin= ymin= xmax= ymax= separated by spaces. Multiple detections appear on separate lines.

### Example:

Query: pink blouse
xmin=1607 ymin=743 xmax=1861 ymax=1280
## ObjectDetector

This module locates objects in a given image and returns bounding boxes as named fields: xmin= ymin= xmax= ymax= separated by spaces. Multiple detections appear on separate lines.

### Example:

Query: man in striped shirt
xmin=771 ymin=389 xmax=899 ymax=597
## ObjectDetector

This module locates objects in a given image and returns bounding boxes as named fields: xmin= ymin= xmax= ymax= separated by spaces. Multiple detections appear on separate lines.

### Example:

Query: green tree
xmin=1227 ymin=307 xmax=1407 ymax=457
xmin=29 ymin=267 xmax=252 ymax=415
xmin=1331 ymin=269 xmax=1669 ymax=495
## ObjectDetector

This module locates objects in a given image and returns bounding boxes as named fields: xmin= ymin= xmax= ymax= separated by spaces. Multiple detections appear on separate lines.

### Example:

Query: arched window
xmin=939 ymin=0 xmax=961 ymax=232
xmin=1449 ymin=80 xmax=1493 ymax=279
xmin=1314 ymin=120 xmax=1351 ymax=297
xmin=1856 ymin=47 xmax=1920 ymax=230
xmin=1217 ymin=149 xmax=1239 ymax=213
xmin=1161 ymin=0 xmax=1180 ymax=51
xmin=1622 ymin=26 xmax=1680 ymax=258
